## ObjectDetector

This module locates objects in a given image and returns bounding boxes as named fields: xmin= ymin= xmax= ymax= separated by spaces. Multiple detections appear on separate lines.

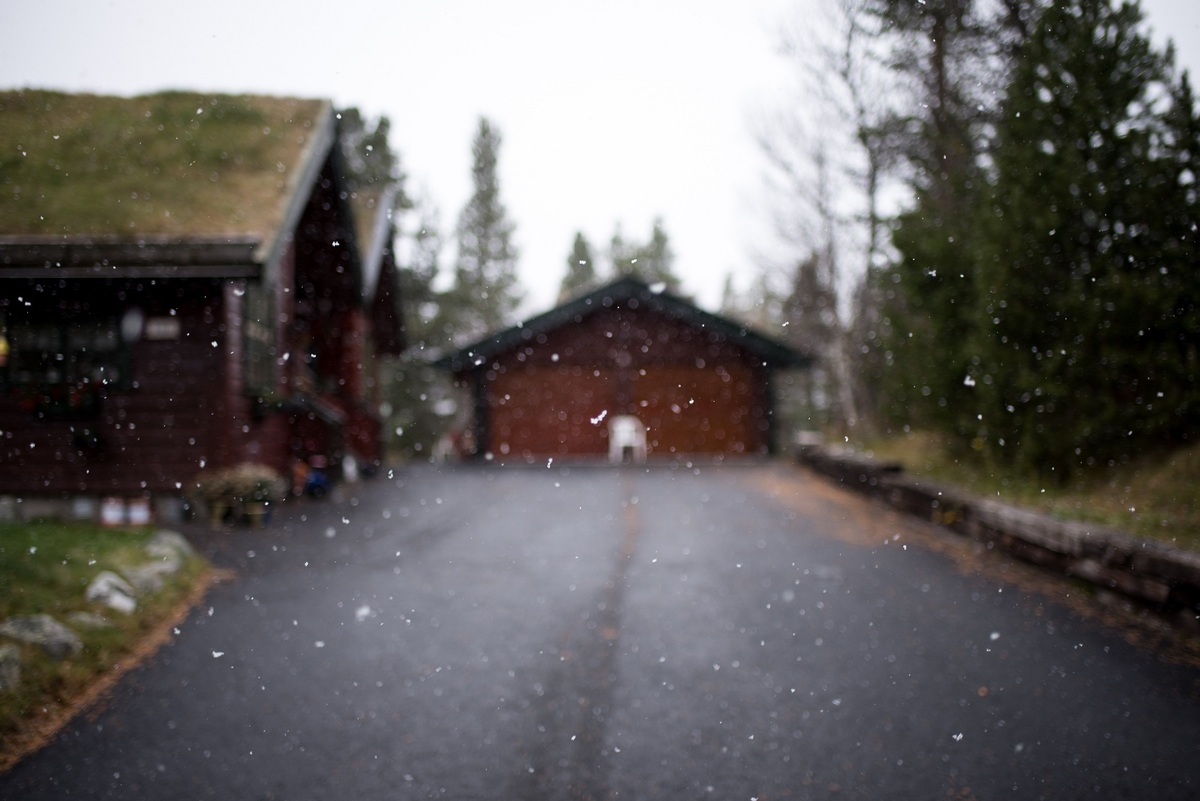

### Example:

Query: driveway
xmin=3 ymin=462 xmax=1198 ymax=799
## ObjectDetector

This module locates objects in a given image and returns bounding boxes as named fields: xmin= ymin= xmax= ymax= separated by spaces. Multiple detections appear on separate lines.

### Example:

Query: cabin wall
xmin=0 ymin=278 xmax=230 ymax=496
xmin=473 ymin=305 xmax=773 ymax=460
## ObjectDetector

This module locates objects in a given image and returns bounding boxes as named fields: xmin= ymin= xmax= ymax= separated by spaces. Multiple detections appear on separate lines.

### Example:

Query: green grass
xmin=0 ymin=521 xmax=208 ymax=752
xmin=856 ymin=432 xmax=1200 ymax=551
xmin=0 ymin=89 xmax=326 ymax=238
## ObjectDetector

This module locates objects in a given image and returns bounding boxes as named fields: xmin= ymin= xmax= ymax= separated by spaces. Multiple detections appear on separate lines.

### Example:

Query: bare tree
xmin=754 ymin=0 xmax=901 ymax=435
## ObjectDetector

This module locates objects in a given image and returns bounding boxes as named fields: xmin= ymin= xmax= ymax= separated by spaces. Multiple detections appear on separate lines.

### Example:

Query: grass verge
xmin=0 ymin=521 xmax=213 ymax=770
xmin=854 ymin=432 xmax=1200 ymax=552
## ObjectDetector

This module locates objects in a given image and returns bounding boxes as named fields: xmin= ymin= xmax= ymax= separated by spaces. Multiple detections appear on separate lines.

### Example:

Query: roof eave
xmin=434 ymin=276 xmax=811 ymax=372
xmin=254 ymin=100 xmax=338 ymax=284
xmin=0 ymin=234 xmax=262 ymax=279
xmin=360 ymin=185 xmax=399 ymax=301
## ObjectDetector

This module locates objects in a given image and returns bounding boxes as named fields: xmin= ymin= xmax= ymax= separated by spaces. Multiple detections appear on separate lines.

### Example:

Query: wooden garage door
xmin=488 ymin=366 xmax=616 ymax=458
xmin=634 ymin=365 xmax=762 ymax=456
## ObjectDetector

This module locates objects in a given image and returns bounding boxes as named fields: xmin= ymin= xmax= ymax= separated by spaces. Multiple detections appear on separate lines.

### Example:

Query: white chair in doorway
xmin=609 ymin=415 xmax=648 ymax=463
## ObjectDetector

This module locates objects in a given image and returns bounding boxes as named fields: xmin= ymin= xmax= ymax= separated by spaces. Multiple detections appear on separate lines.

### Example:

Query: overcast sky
xmin=2 ymin=0 xmax=1197 ymax=315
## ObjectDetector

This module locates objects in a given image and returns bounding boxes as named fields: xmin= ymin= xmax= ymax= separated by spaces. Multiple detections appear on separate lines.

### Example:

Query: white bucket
xmin=100 ymin=497 xmax=126 ymax=527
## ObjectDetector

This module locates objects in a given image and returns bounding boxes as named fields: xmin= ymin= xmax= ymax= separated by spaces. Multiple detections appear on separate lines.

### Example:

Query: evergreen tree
xmin=559 ymin=231 xmax=598 ymax=300
xmin=609 ymin=225 xmax=638 ymax=278
xmin=338 ymin=108 xmax=407 ymax=202
xmin=383 ymin=195 xmax=458 ymax=460
xmin=447 ymin=117 xmax=522 ymax=340
xmin=402 ymin=197 xmax=446 ymax=349
xmin=974 ymin=0 xmax=1184 ymax=477
xmin=870 ymin=0 xmax=997 ymax=438
xmin=607 ymin=218 xmax=682 ymax=291
xmin=1150 ymin=68 xmax=1200 ymax=447
xmin=637 ymin=218 xmax=680 ymax=291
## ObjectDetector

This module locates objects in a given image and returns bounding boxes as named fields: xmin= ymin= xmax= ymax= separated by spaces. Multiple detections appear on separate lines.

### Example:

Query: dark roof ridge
xmin=435 ymin=275 xmax=810 ymax=371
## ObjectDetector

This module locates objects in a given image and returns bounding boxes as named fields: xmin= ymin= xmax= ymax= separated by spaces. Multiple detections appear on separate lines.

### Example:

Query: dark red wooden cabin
xmin=437 ymin=277 xmax=809 ymax=461
xmin=0 ymin=91 xmax=404 ymax=518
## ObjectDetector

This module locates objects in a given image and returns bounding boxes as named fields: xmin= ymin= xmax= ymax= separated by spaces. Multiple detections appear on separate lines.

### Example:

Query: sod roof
xmin=0 ymin=89 xmax=331 ymax=243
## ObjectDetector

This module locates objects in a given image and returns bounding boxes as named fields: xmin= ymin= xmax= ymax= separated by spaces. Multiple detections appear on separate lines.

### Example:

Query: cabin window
xmin=2 ymin=312 xmax=125 ymax=388
xmin=243 ymin=284 xmax=277 ymax=396
xmin=1 ymin=312 xmax=126 ymax=418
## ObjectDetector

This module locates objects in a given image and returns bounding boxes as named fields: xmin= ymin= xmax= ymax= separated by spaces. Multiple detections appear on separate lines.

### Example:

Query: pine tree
xmin=402 ymin=197 xmax=445 ymax=349
xmin=338 ymin=108 xmax=407 ymax=202
xmin=559 ymin=231 xmax=598 ymax=301
xmin=606 ymin=218 xmax=682 ymax=291
xmin=870 ymin=0 xmax=996 ymax=439
xmin=637 ymin=218 xmax=680 ymax=291
xmin=1150 ymin=68 xmax=1200 ymax=446
xmin=974 ymin=0 xmax=1178 ymax=477
xmin=609 ymin=225 xmax=637 ymax=278
xmin=383 ymin=194 xmax=458 ymax=459
xmin=448 ymin=117 xmax=522 ymax=340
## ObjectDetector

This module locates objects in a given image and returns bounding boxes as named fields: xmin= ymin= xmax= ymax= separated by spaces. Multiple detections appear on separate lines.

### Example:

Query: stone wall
xmin=797 ymin=446 xmax=1200 ymax=630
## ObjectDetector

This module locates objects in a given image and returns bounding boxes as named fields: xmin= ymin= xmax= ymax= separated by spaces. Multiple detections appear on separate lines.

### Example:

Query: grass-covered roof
xmin=0 ymin=89 xmax=330 ymax=241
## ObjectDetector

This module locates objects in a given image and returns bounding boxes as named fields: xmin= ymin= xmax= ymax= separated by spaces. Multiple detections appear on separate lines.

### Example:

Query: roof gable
xmin=436 ymin=276 xmax=810 ymax=372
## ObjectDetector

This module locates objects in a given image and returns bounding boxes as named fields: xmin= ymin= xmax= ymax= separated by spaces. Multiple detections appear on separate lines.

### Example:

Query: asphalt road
xmin=3 ymin=462 xmax=1199 ymax=800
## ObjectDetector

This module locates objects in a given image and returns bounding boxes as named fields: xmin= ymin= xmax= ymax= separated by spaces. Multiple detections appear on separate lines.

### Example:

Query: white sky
xmin=1 ymin=0 xmax=1197 ymax=315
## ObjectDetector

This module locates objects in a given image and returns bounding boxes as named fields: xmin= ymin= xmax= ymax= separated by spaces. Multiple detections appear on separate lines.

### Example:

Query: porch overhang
xmin=0 ymin=235 xmax=263 ymax=280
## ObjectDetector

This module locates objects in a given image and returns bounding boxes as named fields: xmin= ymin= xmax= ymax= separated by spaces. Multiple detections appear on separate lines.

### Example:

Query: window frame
xmin=242 ymin=283 xmax=279 ymax=399
xmin=1 ymin=310 xmax=131 ymax=419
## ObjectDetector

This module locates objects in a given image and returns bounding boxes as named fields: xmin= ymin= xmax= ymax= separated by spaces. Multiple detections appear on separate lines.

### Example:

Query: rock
xmin=122 ymin=564 xmax=165 ymax=594
xmin=0 ymin=614 xmax=83 ymax=660
xmin=0 ymin=644 xmax=20 ymax=690
xmin=146 ymin=530 xmax=194 ymax=560
xmin=86 ymin=571 xmax=137 ymax=614
xmin=141 ymin=547 xmax=182 ymax=574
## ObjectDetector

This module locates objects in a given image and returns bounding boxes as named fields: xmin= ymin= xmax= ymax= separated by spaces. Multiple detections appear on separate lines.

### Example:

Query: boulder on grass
xmin=87 ymin=571 xmax=137 ymax=614
xmin=146 ymin=530 xmax=195 ymax=560
xmin=122 ymin=564 xmax=167 ymax=594
xmin=0 ymin=614 xmax=83 ymax=660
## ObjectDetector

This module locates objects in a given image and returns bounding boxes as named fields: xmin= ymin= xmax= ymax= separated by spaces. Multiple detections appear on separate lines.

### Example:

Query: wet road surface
xmin=3 ymin=462 xmax=1199 ymax=799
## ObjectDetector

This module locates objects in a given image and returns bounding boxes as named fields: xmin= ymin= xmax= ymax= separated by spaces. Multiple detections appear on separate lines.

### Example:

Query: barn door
xmin=487 ymin=365 xmax=616 ymax=458
xmin=634 ymin=365 xmax=762 ymax=455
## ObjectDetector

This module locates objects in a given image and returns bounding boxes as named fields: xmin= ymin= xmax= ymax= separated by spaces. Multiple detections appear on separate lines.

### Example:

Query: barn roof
xmin=436 ymin=276 xmax=811 ymax=372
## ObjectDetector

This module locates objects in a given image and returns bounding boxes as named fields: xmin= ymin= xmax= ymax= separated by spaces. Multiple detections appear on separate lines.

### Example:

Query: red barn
xmin=436 ymin=277 xmax=808 ymax=461
xmin=0 ymin=91 xmax=403 ymax=518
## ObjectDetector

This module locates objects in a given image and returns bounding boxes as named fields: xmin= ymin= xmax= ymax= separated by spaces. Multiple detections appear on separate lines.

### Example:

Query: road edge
xmin=796 ymin=446 xmax=1200 ymax=634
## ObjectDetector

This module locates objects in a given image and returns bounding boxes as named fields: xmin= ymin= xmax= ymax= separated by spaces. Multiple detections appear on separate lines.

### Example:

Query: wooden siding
xmin=474 ymin=304 xmax=773 ymax=459
xmin=489 ymin=366 xmax=615 ymax=458
xmin=0 ymin=279 xmax=230 ymax=495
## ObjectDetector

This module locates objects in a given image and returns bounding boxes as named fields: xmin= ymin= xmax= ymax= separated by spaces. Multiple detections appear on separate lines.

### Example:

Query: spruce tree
xmin=1150 ymin=68 xmax=1200 ymax=446
xmin=448 ymin=117 xmax=522 ymax=340
xmin=871 ymin=0 xmax=995 ymax=439
xmin=338 ymin=108 xmax=407 ymax=201
xmin=637 ymin=218 xmax=681 ymax=291
xmin=975 ymin=0 xmax=1176 ymax=477
xmin=559 ymin=231 xmax=598 ymax=300
xmin=385 ymin=198 xmax=454 ymax=459
xmin=606 ymin=218 xmax=682 ymax=291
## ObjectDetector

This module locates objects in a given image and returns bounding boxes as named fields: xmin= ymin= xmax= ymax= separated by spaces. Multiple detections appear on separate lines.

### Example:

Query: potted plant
xmin=190 ymin=468 xmax=233 ymax=528
xmin=190 ymin=463 xmax=285 ymax=528
xmin=229 ymin=463 xmax=285 ymax=527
